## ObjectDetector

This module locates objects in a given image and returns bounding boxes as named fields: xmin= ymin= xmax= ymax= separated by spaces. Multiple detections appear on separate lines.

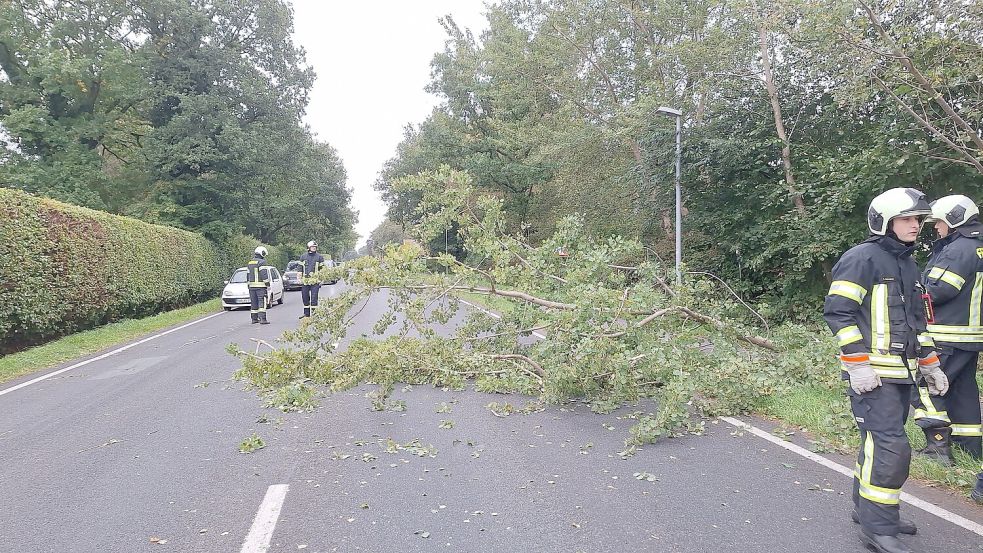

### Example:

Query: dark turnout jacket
xmin=824 ymin=235 xmax=935 ymax=383
xmin=923 ymin=221 xmax=983 ymax=351
xmin=299 ymin=251 xmax=325 ymax=277
xmin=246 ymin=254 xmax=269 ymax=288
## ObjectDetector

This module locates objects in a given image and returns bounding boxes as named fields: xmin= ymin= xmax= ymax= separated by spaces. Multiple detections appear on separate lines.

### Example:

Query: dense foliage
xmin=0 ymin=0 xmax=356 ymax=252
xmin=234 ymin=167 xmax=840 ymax=453
xmin=374 ymin=0 xmax=983 ymax=315
xmin=0 ymin=187 xmax=283 ymax=353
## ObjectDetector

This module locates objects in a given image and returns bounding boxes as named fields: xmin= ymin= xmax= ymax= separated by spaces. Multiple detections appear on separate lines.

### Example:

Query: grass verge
xmin=760 ymin=384 xmax=982 ymax=496
xmin=0 ymin=299 xmax=222 ymax=386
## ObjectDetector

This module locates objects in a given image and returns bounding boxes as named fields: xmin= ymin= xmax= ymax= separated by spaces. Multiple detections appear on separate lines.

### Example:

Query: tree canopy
xmin=0 ymin=0 xmax=356 ymax=249
xmin=374 ymin=0 xmax=983 ymax=314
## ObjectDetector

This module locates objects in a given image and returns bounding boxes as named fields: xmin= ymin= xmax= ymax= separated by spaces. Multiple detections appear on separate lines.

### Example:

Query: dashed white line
xmin=719 ymin=416 xmax=983 ymax=536
xmin=0 ymin=311 xmax=225 ymax=397
xmin=241 ymin=484 xmax=290 ymax=553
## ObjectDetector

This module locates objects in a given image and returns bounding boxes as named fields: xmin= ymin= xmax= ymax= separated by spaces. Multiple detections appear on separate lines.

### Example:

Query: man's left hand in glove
xmin=918 ymin=352 xmax=949 ymax=396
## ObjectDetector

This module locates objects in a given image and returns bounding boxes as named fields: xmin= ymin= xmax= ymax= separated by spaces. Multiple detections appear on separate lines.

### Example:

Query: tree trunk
xmin=758 ymin=24 xmax=807 ymax=217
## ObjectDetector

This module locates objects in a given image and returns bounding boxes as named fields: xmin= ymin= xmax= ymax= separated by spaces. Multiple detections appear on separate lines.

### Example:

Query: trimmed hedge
xmin=0 ymin=188 xmax=283 ymax=353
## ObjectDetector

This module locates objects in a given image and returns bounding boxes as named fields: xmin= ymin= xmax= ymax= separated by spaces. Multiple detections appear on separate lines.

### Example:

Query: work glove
xmin=840 ymin=353 xmax=881 ymax=394
xmin=917 ymin=352 xmax=949 ymax=396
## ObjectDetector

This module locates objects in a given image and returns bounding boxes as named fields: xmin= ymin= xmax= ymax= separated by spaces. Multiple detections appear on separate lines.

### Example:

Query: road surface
xmin=1 ymin=286 xmax=981 ymax=552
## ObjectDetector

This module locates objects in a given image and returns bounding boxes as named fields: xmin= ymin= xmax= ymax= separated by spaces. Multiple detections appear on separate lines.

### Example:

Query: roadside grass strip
xmin=0 ymin=304 xmax=224 ymax=395
xmin=0 ymin=299 xmax=222 ymax=386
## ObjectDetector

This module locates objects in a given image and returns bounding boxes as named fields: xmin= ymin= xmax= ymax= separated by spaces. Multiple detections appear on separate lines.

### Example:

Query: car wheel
xmin=277 ymin=294 xmax=284 ymax=305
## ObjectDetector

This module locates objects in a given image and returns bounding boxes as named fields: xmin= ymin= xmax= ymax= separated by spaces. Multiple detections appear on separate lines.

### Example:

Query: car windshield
xmin=286 ymin=261 xmax=303 ymax=271
xmin=229 ymin=269 xmax=248 ymax=283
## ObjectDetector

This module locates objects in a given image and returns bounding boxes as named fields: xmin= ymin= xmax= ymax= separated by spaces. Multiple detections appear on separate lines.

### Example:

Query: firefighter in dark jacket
xmin=824 ymin=187 xmax=949 ymax=553
xmin=299 ymin=240 xmax=325 ymax=319
xmin=914 ymin=195 xmax=983 ymax=464
xmin=247 ymin=246 xmax=271 ymax=325
xmin=915 ymin=194 xmax=983 ymax=505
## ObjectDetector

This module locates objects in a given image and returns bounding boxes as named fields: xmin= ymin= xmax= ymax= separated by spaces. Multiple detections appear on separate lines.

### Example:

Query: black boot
xmin=258 ymin=313 xmax=270 ymax=325
xmin=859 ymin=529 xmax=912 ymax=553
xmin=917 ymin=427 xmax=954 ymax=466
xmin=250 ymin=315 xmax=259 ymax=324
xmin=972 ymin=478 xmax=983 ymax=505
xmin=851 ymin=511 xmax=916 ymax=535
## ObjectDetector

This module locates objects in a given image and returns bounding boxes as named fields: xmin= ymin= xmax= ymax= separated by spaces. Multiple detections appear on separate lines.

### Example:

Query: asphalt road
xmin=1 ymin=286 xmax=981 ymax=553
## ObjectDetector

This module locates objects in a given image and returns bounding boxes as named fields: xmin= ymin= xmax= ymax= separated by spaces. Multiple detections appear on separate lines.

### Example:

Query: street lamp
xmin=656 ymin=106 xmax=683 ymax=286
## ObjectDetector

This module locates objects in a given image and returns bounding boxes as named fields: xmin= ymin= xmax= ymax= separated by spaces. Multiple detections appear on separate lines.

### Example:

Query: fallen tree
xmin=230 ymin=166 xmax=839 ymax=454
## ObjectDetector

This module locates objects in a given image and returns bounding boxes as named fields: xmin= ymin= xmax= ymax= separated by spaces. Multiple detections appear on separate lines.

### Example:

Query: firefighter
xmin=247 ymin=246 xmax=271 ymax=325
xmin=915 ymin=195 xmax=983 ymax=464
xmin=299 ymin=240 xmax=325 ymax=319
xmin=824 ymin=187 xmax=948 ymax=553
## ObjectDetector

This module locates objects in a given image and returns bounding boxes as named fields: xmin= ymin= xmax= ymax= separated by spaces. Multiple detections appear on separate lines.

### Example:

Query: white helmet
xmin=307 ymin=240 xmax=317 ymax=248
xmin=867 ymin=187 xmax=932 ymax=235
xmin=254 ymin=246 xmax=268 ymax=257
xmin=928 ymin=194 xmax=979 ymax=228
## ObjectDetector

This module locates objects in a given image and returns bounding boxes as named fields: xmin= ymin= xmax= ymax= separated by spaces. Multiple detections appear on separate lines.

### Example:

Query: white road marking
xmin=457 ymin=298 xmax=548 ymax=339
xmin=241 ymin=484 xmax=290 ymax=553
xmin=0 ymin=311 xmax=225 ymax=397
xmin=719 ymin=416 xmax=983 ymax=536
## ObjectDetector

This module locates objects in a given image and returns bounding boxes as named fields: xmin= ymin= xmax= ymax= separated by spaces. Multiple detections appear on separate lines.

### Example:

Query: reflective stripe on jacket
xmin=247 ymin=255 xmax=269 ymax=288
xmin=824 ymin=235 xmax=934 ymax=382
xmin=923 ymin=221 xmax=983 ymax=350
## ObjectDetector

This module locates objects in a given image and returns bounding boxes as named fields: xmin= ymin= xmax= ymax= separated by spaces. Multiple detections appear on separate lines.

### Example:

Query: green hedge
xmin=0 ymin=188 xmax=283 ymax=353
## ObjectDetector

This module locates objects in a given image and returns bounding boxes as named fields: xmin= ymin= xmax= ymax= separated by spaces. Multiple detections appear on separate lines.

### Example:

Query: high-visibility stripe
xmin=927 ymin=333 xmax=983 ymax=343
xmin=971 ymin=273 xmax=983 ymax=327
xmin=868 ymin=353 xmax=905 ymax=366
xmin=857 ymin=480 xmax=902 ymax=505
xmin=829 ymin=280 xmax=867 ymax=303
xmin=926 ymin=324 xmax=983 ymax=334
xmin=862 ymin=431 xmax=874 ymax=485
xmin=868 ymin=353 xmax=910 ymax=379
xmin=871 ymin=367 xmax=910 ymax=379
xmin=914 ymin=386 xmax=949 ymax=422
xmin=913 ymin=408 xmax=951 ymax=423
xmin=952 ymin=424 xmax=983 ymax=437
xmin=871 ymin=284 xmax=889 ymax=352
xmin=917 ymin=334 xmax=935 ymax=347
xmin=836 ymin=325 xmax=863 ymax=347
xmin=927 ymin=266 xmax=966 ymax=290
xmin=855 ymin=432 xmax=901 ymax=505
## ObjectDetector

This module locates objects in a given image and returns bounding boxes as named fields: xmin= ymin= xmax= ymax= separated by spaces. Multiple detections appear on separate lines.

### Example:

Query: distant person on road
xmin=824 ymin=187 xmax=948 ymax=553
xmin=247 ymin=246 xmax=271 ymax=325
xmin=913 ymin=195 xmax=983 ymax=465
xmin=299 ymin=240 xmax=325 ymax=319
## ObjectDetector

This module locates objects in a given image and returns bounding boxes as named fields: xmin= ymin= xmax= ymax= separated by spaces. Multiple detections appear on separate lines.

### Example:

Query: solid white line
xmin=241 ymin=484 xmax=289 ymax=553
xmin=719 ymin=416 xmax=983 ymax=536
xmin=0 ymin=311 xmax=225 ymax=397
xmin=457 ymin=298 xmax=548 ymax=339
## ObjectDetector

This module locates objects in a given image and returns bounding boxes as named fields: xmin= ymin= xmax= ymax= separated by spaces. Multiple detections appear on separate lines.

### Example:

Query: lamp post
xmin=656 ymin=106 xmax=683 ymax=286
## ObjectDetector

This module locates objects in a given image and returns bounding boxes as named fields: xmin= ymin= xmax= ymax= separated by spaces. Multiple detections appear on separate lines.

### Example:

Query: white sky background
xmin=291 ymin=1 xmax=491 ymax=248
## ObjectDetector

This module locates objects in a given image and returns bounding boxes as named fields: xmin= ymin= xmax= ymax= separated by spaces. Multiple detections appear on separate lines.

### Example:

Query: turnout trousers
xmin=249 ymin=286 xmax=268 ymax=323
xmin=301 ymin=283 xmax=321 ymax=317
xmin=850 ymin=381 xmax=912 ymax=536
xmin=912 ymin=347 xmax=982 ymax=459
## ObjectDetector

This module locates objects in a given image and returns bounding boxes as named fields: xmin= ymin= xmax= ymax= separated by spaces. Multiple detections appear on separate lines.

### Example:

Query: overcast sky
xmin=291 ymin=1 xmax=491 ymax=248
